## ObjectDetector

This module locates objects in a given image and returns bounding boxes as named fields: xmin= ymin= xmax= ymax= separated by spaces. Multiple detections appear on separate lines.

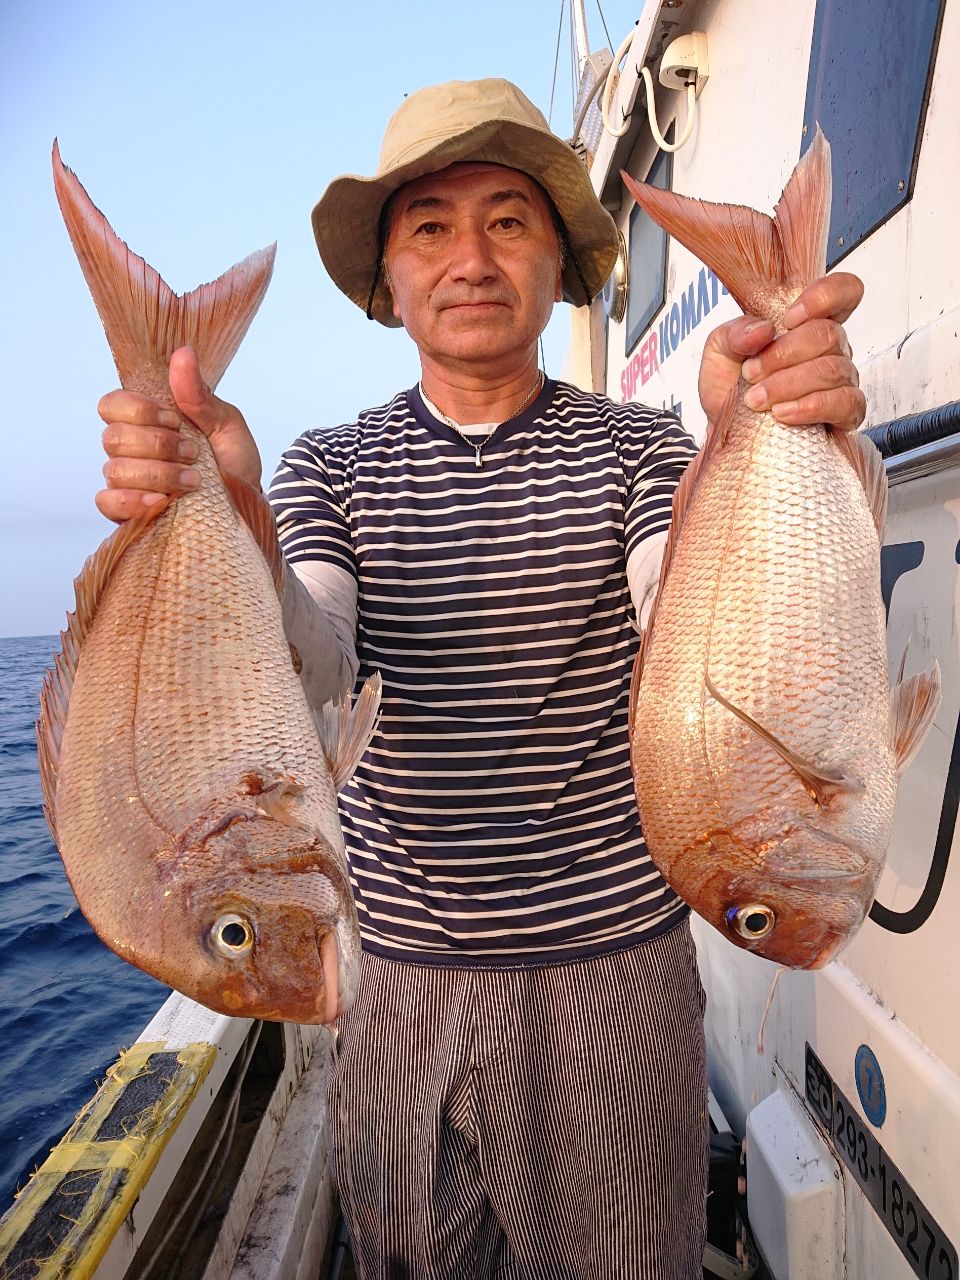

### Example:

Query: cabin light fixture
xmin=601 ymin=29 xmax=709 ymax=154
xmin=601 ymin=232 xmax=629 ymax=323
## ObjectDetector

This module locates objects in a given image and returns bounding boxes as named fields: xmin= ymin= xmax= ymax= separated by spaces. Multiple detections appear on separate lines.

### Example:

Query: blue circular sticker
xmin=855 ymin=1044 xmax=887 ymax=1128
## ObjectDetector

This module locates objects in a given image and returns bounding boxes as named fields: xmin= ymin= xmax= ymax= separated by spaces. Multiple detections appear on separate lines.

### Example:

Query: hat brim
xmin=312 ymin=118 xmax=618 ymax=327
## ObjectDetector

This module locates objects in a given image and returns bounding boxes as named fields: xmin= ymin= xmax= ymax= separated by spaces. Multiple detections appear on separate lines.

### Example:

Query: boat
xmin=565 ymin=1 xmax=959 ymax=1276
xmin=1 ymin=2 xmax=957 ymax=1276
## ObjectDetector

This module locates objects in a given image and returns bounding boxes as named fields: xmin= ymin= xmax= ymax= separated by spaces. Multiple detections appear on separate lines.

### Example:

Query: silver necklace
xmin=423 ymin=370 xmax=544 ymax=468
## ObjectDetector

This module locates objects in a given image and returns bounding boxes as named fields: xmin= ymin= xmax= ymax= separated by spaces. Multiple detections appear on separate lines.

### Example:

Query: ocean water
xmin=0 ymin=634 xmax=167 ymax=1210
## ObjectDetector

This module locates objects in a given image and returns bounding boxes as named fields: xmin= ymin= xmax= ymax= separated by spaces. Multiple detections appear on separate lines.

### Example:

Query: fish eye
xmin=726 ymin=904 xmax=776 ymax=941
xmin=212 ymin=913 xmax=254 ymax=958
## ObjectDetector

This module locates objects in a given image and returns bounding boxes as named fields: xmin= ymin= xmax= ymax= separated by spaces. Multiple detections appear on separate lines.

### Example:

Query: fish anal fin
xmin=35 ymin=498 xmax=173 ymax=826
xmin=220 ymin=469 xmax=285 ymax=597
xmin=52 ymin=141 xmax=276 ymax=398
xmin=890 ymin=658 xmax=942 ymax=774
xmin=705 ymin=673 xmax=862 ymax=807
xmin=314 ymin=672 xmax=383 ymax=791
xmin=834 ymin=430 xmax=888 ymax=536
xmin=637 ymin=392 xmax=737 ymax=683
xmin=620 ymin=126 xmax=831 ymax=321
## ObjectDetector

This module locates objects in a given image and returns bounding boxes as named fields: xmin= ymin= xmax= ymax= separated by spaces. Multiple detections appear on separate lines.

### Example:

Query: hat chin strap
xmin=365 ymin=258 xmax=384 ymax=321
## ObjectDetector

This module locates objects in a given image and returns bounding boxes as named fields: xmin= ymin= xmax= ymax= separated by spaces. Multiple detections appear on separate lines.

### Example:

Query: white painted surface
xmin=746 ymin=1076 xmax=844 ymax=1280
xmin=229 ymin=1031 xmax=335 ymax=1280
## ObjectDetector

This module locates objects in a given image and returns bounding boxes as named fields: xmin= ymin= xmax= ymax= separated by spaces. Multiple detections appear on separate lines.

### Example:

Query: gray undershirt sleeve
xmin=281 ymin=562 xmax=360 ymax=708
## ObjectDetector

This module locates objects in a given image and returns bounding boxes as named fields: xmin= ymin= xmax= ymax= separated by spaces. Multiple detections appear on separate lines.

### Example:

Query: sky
xmin=0 ymin=0 xmax=647 ymax=638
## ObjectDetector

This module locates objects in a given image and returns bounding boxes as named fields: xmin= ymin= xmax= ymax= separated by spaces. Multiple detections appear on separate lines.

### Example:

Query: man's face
xmin=382 ymin=163 xmax=564 ymax=370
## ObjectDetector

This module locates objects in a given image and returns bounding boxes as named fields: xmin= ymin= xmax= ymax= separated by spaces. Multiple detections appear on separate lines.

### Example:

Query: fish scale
xmin=622 ymin=132 xmax=940 ymax=968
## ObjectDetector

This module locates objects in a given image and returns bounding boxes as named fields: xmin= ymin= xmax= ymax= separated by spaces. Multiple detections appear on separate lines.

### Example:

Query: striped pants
xmin=327 ymin=922 xmax=708 ymax=1279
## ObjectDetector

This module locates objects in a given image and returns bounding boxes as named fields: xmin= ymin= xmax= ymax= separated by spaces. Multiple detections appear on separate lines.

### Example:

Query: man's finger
xmin=741 ymin=320 xmax=852 ymax=383
xmin=98 ymin=388 xmax=180 ymax=429
xmin=102 ymin=421 xmax=198 ymax=464
xmin=783 ymin=272 xmax=864 ymax=328
xmin=103 ymin=456 xmax=200 ymax=495
xmin=96 ymin=487 xmax=170 ymax=523
xmin=704 ymin=316 xmax=775 ymax=364
xmin=744 ymin=354 xmax=859 ymax=412
xmin=768 ymin=385 xmax=866 ymax=432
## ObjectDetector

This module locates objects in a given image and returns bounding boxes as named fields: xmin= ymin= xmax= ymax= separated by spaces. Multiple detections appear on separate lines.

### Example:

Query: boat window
xmin=802 ymin=0 xmax=946 ymax=267
xmin=625 ymin=144 xmax=672 ymax=356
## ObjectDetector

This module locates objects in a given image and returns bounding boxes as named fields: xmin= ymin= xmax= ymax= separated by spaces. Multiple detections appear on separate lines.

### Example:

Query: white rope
xmin=600 ymin=31 xmax=698 ymax=152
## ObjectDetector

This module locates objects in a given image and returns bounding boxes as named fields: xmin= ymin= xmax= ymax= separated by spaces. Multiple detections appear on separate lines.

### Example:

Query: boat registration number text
xmin=805 ymin=1044 xmax=958 ymax=1280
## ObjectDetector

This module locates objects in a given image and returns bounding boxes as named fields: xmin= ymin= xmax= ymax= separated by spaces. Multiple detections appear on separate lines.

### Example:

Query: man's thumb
xmin=168 ymin=346 xmax=221 ymax=434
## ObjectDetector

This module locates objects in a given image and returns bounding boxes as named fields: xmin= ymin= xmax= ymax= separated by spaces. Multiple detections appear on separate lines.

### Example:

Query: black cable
xmin=594 ymin=0 xmax=614 ymax=51
xmin=865 ymin=399 xmax=960 ymax=458
xmin=548 ymin=0 xmax=565 ymax=126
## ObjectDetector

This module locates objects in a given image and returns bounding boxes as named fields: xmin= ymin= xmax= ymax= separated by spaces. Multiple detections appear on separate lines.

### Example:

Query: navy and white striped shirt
xmin=269 ymin=378 xmax=698 ymax=966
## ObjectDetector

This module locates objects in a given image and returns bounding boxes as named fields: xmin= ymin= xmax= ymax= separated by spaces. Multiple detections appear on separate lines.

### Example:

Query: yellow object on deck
xmin=0 ymin=1040 xmax=216 ymax=1280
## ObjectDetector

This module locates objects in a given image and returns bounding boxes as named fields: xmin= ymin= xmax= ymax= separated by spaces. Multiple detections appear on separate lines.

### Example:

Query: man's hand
xmin=699 ymin=272 xmax=866 ymax=433
xmin=97 ymin=346 xmax=261 ymax=523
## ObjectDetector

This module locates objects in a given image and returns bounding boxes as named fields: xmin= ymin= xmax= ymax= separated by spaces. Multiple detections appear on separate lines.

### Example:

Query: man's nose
xmin=447 ymin=224 xmax=498 ymax=284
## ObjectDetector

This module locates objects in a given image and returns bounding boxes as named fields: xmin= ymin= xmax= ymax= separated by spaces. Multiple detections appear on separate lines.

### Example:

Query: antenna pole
xmin=571 ymin=0 xmax=591 ymax=73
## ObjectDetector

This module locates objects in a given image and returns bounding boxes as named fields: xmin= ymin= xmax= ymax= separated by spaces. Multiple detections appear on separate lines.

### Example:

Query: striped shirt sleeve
xmin=618 ymin=408 xmax=698 ymax=561
xmin=269 ymin=429 xmax=357 ymax=582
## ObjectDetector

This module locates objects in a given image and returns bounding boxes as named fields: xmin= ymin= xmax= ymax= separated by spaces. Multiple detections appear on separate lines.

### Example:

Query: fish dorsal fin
xmin=620 ymin=127 xmax=831 ymax=318
xmin=313 ymin=672 xmax=383 ymax=791
xmin=635 ymin=391 xmax=737 ymax=685
xmin=833 ymin=430 xmax=888 ymax=536
xmin=705 ymin=672 xmax=862 ymax=807
xmin=220 ymin=469 xmax=286 ymax=597
xmin=52 ymin=141 xmax=276 ymax=399
xmin=889 ymin=658 xmax=941 ymax=774
xmin=35 ymin=499 xmax=173 ymax=834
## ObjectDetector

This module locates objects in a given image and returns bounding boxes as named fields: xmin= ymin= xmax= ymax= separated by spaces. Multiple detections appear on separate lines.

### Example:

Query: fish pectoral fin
xmin=705 ymin=673 xmax=862 ymax=807
xmin=175 ymin=774 xmax=307 ymax=848
xmin=890 ymin=658 xmax=942 ymax=774
xmin=244 ymin=773 xmax=306 ymax=826
xmin=314 ymin=672 xmax=383 ymax=791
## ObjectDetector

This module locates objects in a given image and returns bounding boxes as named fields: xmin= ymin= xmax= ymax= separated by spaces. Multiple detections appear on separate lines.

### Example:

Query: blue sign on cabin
xmin=801 ymin=0 xmax=946 ymax=267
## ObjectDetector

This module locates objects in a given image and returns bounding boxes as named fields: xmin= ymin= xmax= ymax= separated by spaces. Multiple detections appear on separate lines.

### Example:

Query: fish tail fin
xmin=52 ymin=140 xmax=276 ymax=398
xmin=620 ymin=127 xmax=831 ymax=318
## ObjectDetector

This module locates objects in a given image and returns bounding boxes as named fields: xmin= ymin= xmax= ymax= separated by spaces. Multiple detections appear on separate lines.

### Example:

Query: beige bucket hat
xmin=311 ymin=77 xmax=619 ymax=327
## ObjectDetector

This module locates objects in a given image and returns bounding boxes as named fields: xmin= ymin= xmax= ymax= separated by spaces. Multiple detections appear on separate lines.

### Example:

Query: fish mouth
xmin=317 ymin=916 xmax=361 ymax=1024
xmin=319 ymin=930 xmax=341 ymax=1024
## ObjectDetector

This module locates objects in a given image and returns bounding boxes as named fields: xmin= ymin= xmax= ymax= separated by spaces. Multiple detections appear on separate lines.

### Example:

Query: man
xmin=97 ymin=80 xmax=864 ymax=1279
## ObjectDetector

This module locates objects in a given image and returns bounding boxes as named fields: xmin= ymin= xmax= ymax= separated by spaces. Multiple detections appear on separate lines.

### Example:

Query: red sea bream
xmin=622 ymin=132 xmax=940 ymax=969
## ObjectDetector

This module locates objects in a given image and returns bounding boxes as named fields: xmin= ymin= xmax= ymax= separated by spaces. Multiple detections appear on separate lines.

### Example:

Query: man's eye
xmin=495 ymin=217 xmax=522 ymax=230
xmin=415 ymin=222 xmax=442 ymax=236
